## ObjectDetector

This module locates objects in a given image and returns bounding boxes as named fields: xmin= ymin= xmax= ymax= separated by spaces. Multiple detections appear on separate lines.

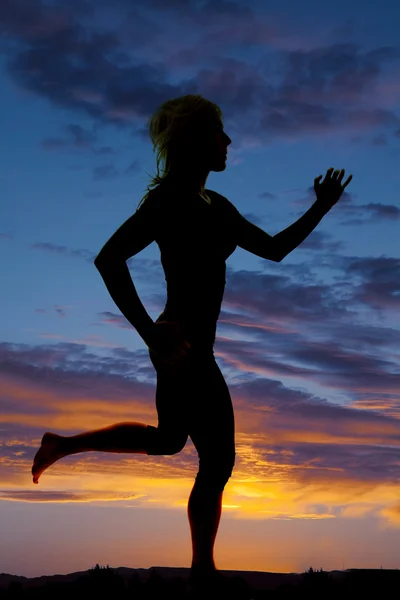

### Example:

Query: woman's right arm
xmin=94 ymin=193 xmax=160 ymax=348
xmin=94 ymin=260 xmax=156 ymax=347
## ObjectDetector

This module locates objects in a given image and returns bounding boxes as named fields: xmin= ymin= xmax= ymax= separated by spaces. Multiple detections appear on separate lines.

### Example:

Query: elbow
xmin=273 ymin=243 xmax=284 ymax=263
xmin=94 ymin=251 xmax=128 ymax=273
xmin=94 ymin=254 xmax=105 ymax=269
xmin=94 ymin=252 xmax=117 ymax=270
xmin=270 ymin=237 xmax=284 ymax=263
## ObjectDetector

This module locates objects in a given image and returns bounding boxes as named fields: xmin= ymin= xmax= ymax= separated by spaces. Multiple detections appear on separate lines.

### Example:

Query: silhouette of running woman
xmin=32 ymin=94 xmax=352 ymax=587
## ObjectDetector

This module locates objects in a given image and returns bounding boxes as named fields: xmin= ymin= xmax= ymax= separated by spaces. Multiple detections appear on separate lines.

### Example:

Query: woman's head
xmin=140 ymin=94 xmax=231 ymax=205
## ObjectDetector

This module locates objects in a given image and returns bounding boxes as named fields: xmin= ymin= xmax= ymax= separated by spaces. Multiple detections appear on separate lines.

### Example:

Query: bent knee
xmin=146 ymin=425 xmax=188 ymax=456
xmin=162 ymin=437 xmax=187 ymax=455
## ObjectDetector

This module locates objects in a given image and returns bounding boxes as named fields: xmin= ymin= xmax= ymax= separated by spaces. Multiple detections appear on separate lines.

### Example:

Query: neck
xmin=164 ymin=167 xmax=209 ymax=197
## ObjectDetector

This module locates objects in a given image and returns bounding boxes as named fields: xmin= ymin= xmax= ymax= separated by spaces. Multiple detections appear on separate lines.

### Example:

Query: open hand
xmin=314 ymin=167 xmax=352 ymax=212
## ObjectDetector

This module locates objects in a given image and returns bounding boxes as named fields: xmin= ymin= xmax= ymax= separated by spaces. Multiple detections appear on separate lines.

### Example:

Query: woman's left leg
xmin=186 ymin=352 xmax=236 ymax=576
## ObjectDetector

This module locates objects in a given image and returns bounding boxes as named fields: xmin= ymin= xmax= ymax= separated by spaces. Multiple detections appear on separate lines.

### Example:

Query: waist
xmin=155 ymin=310 xmax=217 ymax=349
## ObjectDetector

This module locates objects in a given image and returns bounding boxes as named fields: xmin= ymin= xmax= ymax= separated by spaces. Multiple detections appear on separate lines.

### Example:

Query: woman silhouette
xmin=32 ymin=94 xmax=352 ymax=589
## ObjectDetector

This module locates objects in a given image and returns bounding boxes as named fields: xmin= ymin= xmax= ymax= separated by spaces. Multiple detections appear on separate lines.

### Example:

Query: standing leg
xmin=188 ymin=481 xmax=223 ymax=574
xmin=150 ymin=345 xmax=235 ymax=577
xmin=186 ymin=353 xmax=236 ymax=578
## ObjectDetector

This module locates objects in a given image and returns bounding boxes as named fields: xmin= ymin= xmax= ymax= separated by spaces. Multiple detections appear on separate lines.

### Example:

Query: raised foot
xmin=32 ymin=432 xmax=67 ymax=484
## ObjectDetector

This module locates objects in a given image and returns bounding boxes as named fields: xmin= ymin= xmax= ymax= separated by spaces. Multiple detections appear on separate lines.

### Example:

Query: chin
xmin=212 ymin=159 xmax=227 ymax=172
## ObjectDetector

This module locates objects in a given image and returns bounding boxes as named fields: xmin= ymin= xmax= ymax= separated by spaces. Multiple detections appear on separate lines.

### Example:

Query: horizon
xmin=2 ymin=563 xmax=398 ymax=579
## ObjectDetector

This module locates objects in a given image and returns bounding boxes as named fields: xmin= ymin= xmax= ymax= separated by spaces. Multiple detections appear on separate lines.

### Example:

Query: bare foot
xmin=188 ymin=566 xmax=226 ymax=595
xmin=189 ymin=563 xmax=219 ymax=585
xmin=190 ymin=563 xmax=217 ymax=577
xmin=32 ymin=432 xmax=67 ymax=484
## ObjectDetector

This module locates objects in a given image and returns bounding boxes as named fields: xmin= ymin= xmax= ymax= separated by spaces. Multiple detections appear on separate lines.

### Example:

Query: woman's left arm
xmin=273 ymin=167 xmax=353 ymax=261
xmin=222 ymin=167 xmax=352 ymax=262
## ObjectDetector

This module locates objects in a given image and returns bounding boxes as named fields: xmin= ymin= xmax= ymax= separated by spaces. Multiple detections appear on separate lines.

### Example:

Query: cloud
xmin=0 ymin=489 xmax=145 ymax=503
xmin=371 ymin=134 xmax=387 ymax=146
xmin=260 ymin=191 xmax=277 ymax=200
xmin=65 ymin=123 xmax=96 ymax=146
xmin=31 ymin=242 xmax=96 ymax=262
xmin=0 ymin=1 xmax=398 ymax=145
xmin=29 ymin=240 xmax=158 ymax=278
xmin=343 ymin=255 xmax=400 ymax=310
xmin=223 ymin=253 xmax=400 ymax=324
xmin=1 ymin=0 xmax=400 ymax=527
xmin=41 ymin=137 xmax=68 ymax=150
xmin=35 ymin=305 xmax=73 ymax=318
xmin=41 ymin=123 xmax=115 ymax=155
xmin=93 ymin=163 xmax=119 ymax=180
xmin=359 ymin=202 xmax=400 ymax=220
xmin=93 ymin=146 xmax=114 ymax=155
xmin=0 ymin=341 xmax=155 ymax=405
xmin=0 ymin=327 xmax=399 ymax=519
xmin=124 ymin=159 xmax=140 ymax=175
xmin=97 ymin=311 xmax=132 ymax=330
xmin=0 ymin=0 xmax=72 ymax=40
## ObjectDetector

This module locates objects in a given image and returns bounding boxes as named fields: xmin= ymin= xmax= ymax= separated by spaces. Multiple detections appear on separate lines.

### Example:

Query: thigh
xmin=148 ymin=347 xmax=197 ymax=433
xmin=186 ymin=353 xmax=235 ymax=460
xmin=148 ymin=348 xmax=234 ymax=445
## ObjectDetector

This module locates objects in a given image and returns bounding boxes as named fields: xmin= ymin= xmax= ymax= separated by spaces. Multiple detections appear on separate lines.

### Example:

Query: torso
xmin=150 ymin=183 xmax=239 ymax=348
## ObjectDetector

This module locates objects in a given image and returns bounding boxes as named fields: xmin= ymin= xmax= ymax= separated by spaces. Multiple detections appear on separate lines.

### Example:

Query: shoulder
xmin=206 ymin=189 xmax=240 ymax=216
xmin=206 ymin=188 xmax=227 ymax=206
xmin=135 ymin=185 xmax=167 ymax=215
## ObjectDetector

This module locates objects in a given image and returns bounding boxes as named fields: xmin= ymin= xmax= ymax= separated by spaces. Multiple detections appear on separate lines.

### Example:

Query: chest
xmin=156 ymin=193 xmax=237 ymax=262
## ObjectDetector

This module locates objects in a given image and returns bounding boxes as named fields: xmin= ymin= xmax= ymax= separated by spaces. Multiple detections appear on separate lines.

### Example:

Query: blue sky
xmin=1 ymin=0 xmax=400 ymax=578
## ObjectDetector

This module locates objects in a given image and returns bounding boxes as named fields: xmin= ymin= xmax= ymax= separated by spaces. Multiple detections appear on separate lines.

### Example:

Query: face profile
xmin=166 ymin=117 xmax=231 ymax=195
xmin=201 ymin=119 xmax=231 ymax=172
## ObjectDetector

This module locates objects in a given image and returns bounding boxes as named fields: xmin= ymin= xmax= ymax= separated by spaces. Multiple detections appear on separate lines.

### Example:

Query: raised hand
xmin=314 ymin=167 xmax=353 ymax=212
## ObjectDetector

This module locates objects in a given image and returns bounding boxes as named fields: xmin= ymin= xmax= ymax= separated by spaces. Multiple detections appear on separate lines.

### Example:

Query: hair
xmin=137 ymin=94 xmax=223 ymax=210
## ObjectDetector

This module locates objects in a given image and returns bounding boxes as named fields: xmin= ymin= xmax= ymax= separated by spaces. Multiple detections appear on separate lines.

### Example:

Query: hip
xmin=155 ymin=311 xmax=217 ymax=349
xmin=149 ymin=342 xmax=215 ymax=377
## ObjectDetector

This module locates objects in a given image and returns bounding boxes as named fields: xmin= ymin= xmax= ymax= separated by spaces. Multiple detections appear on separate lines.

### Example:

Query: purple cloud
xmin=93 ymin=164 xmax=119 ymax=180
xmin=0 ymin=1 xmax=398 ymax=144
xmin=0 ymin=333 xmax=399 ymax=490
xmin=31 ymin=242 xmax=96 ymax=262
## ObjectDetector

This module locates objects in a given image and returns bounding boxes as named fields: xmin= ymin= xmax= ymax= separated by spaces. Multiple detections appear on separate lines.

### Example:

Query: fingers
xmin=343 ymin=174 xmax=353 ymax=188
xmin=323 ymin=167 xmax=334 ymax=182
xmin=153 ymin=339 xmax=191 ymax=368
xmin=337 ymin=169 xmax=344 ymax=182
xmin=318 ymin=167 xmax=353 ymax=188
xmin=155 ymin=320 xmax=190 ymax=350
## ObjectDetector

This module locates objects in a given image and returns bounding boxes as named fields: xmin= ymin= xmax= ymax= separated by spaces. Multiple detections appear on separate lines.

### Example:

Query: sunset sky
xmin=1 ymin=0 xmax=400 ymax=579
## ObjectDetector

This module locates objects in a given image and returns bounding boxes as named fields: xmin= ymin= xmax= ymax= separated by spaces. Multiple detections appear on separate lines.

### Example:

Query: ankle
xmin=56 ymin=434 xmax=74 ymax=455
xmin=190 ymin=561 xmax=217 ymax=575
